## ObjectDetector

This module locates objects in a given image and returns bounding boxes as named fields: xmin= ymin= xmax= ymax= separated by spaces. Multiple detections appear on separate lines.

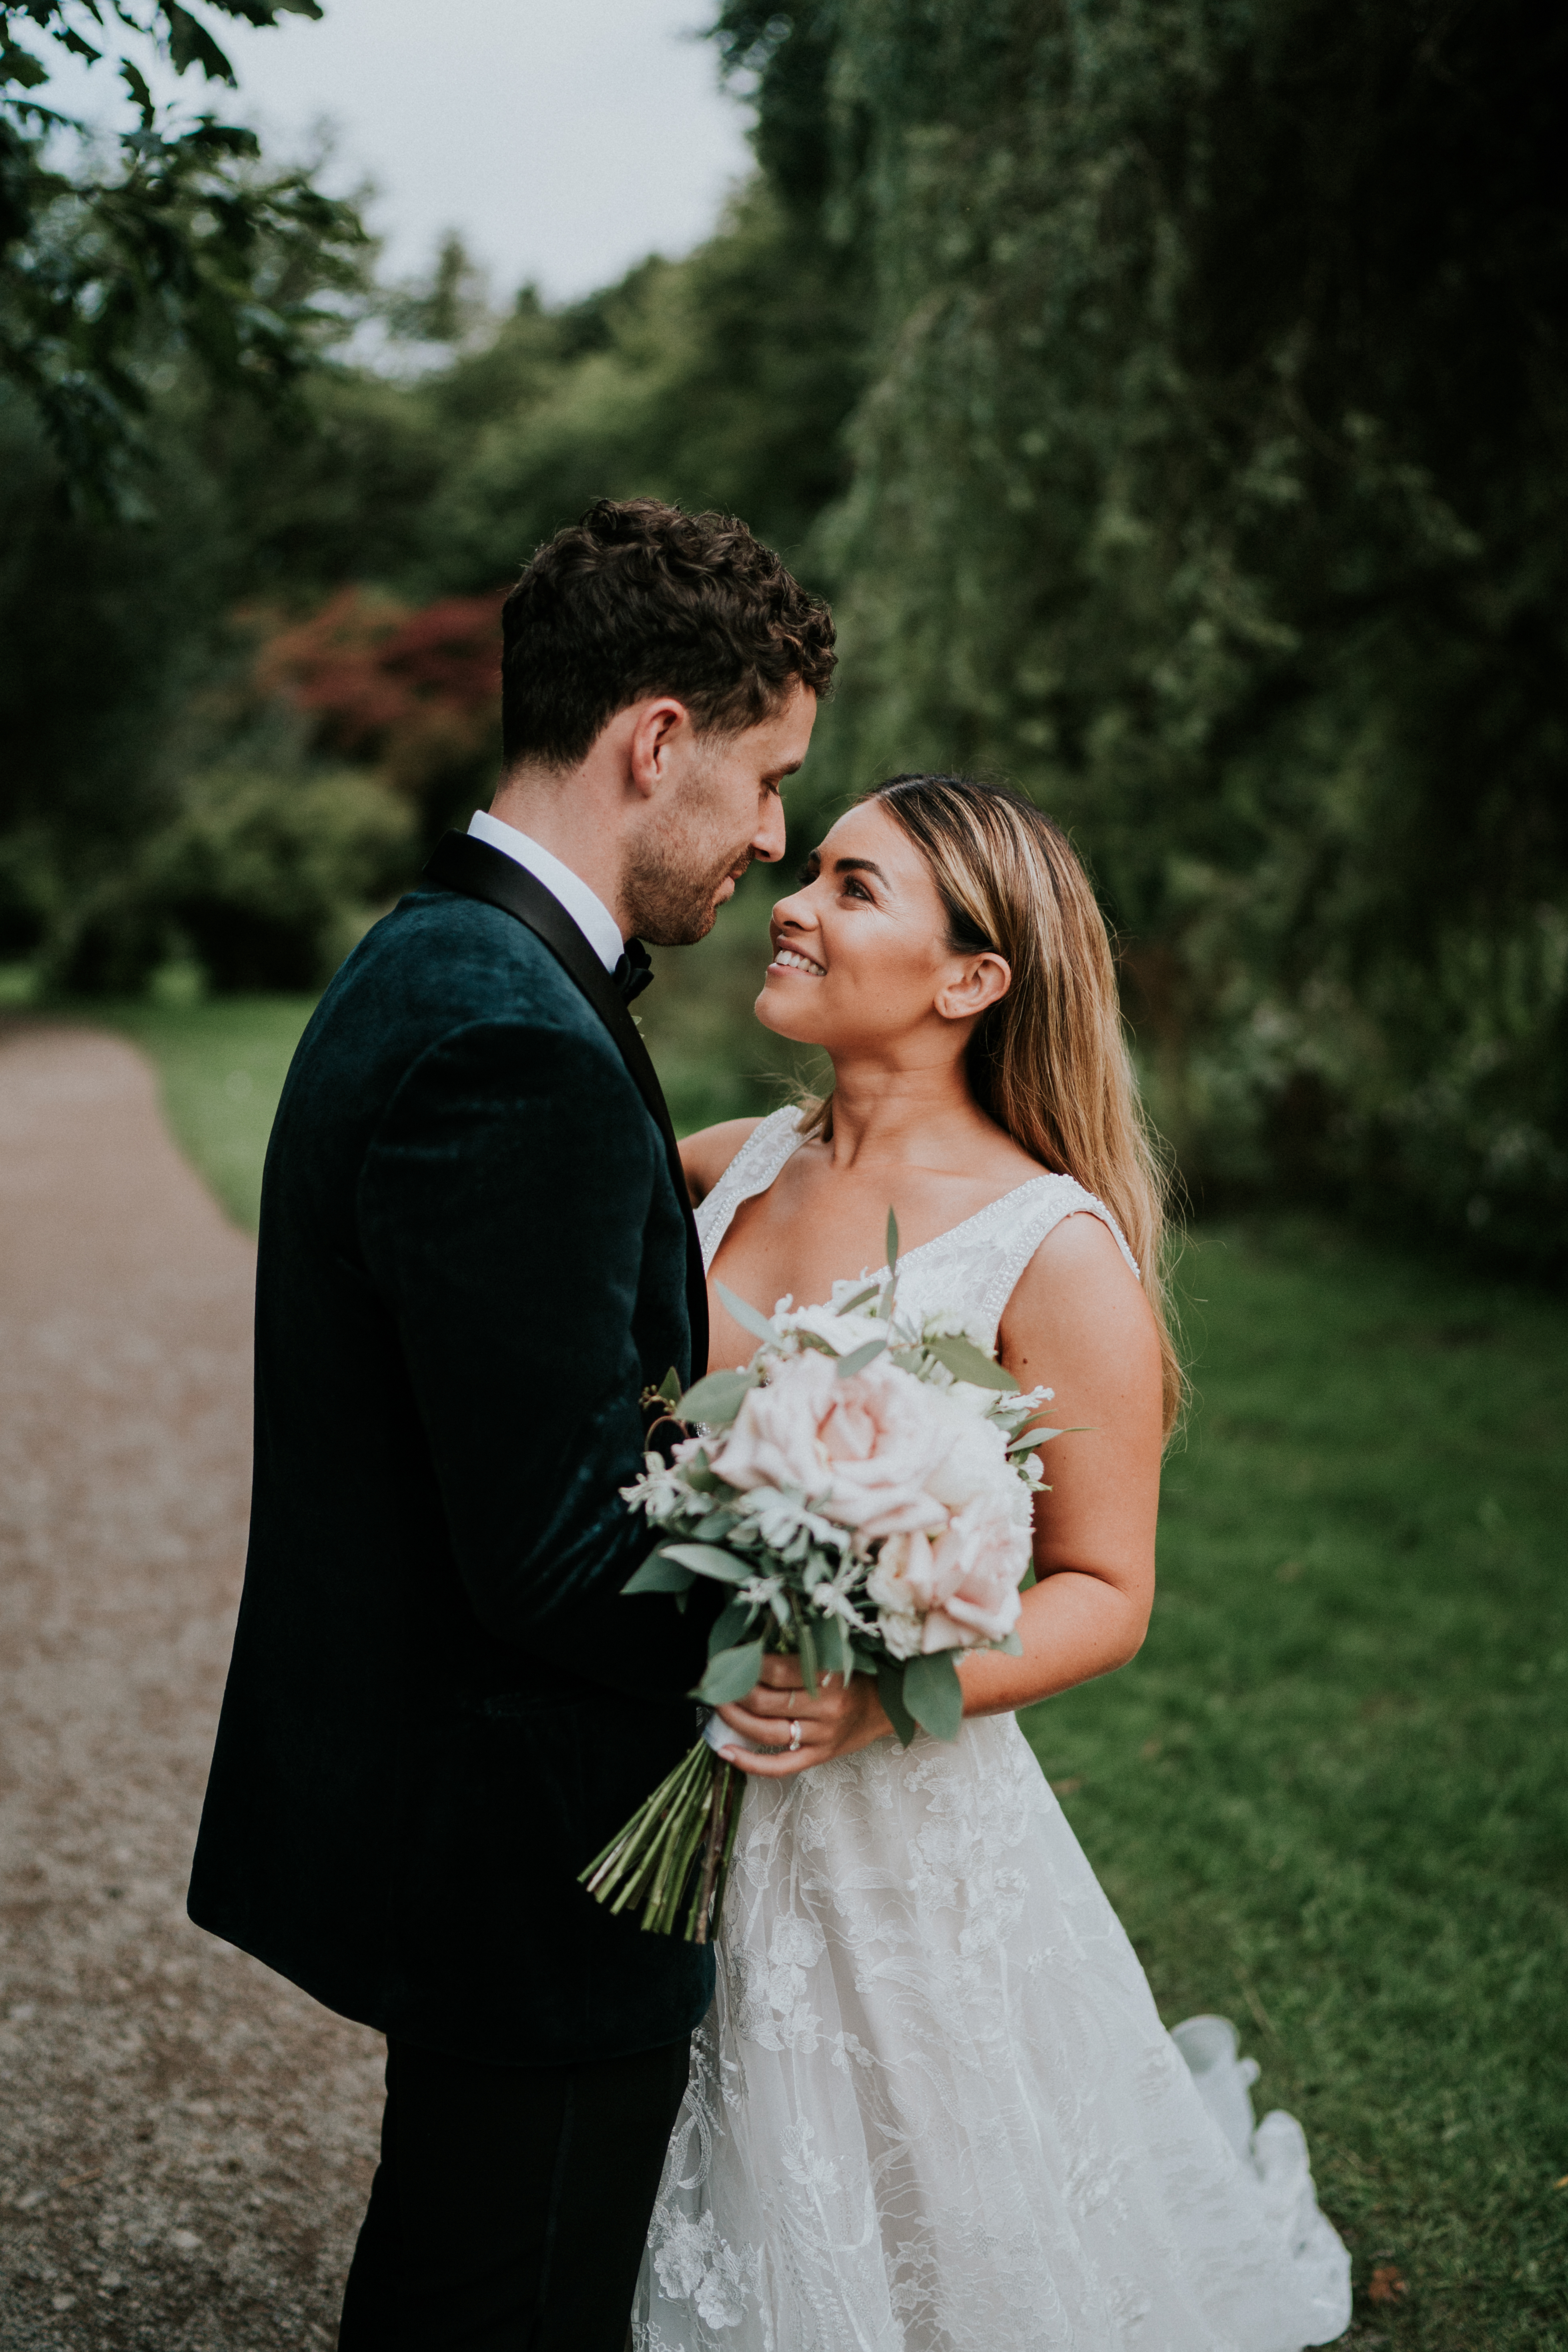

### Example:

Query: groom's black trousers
xmin=337 ymin=2034 xmax=691 ymax=2350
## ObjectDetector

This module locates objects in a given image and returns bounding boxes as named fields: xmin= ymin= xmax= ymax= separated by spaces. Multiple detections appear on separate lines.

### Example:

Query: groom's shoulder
xmin=281 ymin=886 xmax=634 ymax=1143
xmin=329 ymin=885 xmax=611 ymax=1052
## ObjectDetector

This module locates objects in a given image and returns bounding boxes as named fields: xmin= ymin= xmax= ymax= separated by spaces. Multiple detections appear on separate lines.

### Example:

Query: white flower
xmin=732 ymin=1485 xmax=847 ymax=1557
xmin=773 ymin=1299 xmax=889 ymax=1358
xmin=810 ymin=1580 xmax=875 ymax=1635
xmin=918 ymin=1307 xmax=989 ymax=1346
xmin=619 ymin=1460 xmax=689 ymax=1523
xmin=874 ymin=1606 xmax=923 ymax=1660
xmin=920 ymin=1396 xmax=1013 ymax=1509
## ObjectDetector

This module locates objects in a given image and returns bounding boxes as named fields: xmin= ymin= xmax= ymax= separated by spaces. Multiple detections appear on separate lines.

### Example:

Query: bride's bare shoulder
xmin=679 ymin=1117 xmax=766 ymax=1206
xmin=1001 ymin=1207 xmax=1160 ymax=1403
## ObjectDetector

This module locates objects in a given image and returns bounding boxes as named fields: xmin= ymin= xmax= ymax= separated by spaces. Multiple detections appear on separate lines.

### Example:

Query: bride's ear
xmin=935 ymin=952 xmax=1011 ymax=1023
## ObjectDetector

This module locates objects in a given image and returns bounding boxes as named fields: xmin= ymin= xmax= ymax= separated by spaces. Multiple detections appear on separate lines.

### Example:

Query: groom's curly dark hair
xmin=500 ymin=497 xmax=836 ymax=769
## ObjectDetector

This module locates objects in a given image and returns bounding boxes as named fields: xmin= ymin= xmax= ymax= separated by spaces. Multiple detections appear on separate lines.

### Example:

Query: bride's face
xmin=756 ymin=800 xmax=1009 ymax=1054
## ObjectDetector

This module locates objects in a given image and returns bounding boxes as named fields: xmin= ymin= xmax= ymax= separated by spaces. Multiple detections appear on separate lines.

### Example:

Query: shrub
xmin=55 ymin=767 xmax=416 ymax=994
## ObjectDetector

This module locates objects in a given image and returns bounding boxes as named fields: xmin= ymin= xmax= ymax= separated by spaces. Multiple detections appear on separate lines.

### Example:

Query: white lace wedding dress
xmin=634 ymin=1108 xmax=1352 ymax=2352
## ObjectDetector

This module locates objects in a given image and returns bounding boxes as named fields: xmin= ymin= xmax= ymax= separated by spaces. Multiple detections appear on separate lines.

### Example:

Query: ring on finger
xmin=788 ymin=1718 xmax=802 ymax=1753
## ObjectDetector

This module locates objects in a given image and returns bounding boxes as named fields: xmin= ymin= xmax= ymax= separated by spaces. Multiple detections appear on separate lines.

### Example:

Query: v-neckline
xmin=706 ymin=1109 xmax=1060 ymax=1289
xmin=851 ymin=1172 xmax=1059 ymax=1284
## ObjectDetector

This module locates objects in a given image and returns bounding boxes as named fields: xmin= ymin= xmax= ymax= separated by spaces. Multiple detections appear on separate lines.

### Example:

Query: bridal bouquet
xmin=579 ymin=1215 xmax=1059 ymax=1942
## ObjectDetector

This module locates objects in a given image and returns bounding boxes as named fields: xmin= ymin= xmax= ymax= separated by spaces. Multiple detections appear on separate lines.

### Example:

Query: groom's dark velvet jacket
xmin=188 ymin=878 xmax=716 ymax=2065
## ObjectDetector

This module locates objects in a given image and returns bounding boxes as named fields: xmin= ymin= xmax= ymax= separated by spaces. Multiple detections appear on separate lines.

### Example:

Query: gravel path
xmin=0 ymin=1025 xmax=381 ymax=2351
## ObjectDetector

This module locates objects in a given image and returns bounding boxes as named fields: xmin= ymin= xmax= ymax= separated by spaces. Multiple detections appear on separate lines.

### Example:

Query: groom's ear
xmin=626 ymin=697 xmax=696 ymax=798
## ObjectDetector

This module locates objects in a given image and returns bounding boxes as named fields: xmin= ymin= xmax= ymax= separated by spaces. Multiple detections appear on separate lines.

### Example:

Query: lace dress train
xmin=634 ymin=1110 xmax=1352 ymax=2352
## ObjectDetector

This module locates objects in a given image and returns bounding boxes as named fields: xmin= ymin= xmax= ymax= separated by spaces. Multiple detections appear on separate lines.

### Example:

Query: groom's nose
xmin=752 ymin=792 xmax=787 ymax=864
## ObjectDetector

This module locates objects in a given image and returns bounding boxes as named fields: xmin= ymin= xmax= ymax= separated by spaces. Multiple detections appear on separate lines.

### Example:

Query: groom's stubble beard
xmin=622 ymin=748 xmax=760 ymax=945
xmin=623 ymin=832 xmax=754 ymax=946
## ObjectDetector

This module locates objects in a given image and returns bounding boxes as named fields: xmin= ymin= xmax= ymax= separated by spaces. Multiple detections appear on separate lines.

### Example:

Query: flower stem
xmin=578 ymin=1735 xmax=740 ymax=1940
xmin=691 ymin=1760 xmax=739 ymax=1944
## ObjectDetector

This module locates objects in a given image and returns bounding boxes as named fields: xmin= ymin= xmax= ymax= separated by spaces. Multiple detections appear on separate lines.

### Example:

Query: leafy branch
xmin=1 ymin=0 xmax=367 ymax=505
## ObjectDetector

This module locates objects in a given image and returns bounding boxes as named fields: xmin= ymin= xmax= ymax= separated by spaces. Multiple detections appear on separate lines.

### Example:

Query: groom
xmin=188 ymin=499 xmax=834 ymax=2347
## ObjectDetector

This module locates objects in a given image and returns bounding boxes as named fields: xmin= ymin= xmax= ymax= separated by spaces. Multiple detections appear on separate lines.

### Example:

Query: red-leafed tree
xmin=257 ymin=587 xmax=505 ymax=832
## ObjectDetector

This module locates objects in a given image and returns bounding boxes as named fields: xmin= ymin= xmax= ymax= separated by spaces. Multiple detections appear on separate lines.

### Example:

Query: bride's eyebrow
xmin=834 ymin=856 xmax=888 ymax=884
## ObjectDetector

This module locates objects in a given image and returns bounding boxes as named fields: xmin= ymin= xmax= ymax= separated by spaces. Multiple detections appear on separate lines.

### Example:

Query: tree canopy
xmin=1 ymin=0 xmax=365 ymax=499
xmin=1 ymin=0 xmax=1564 ymax=1267
xmin=742 ymin=0 xmax=1568 ymax=1259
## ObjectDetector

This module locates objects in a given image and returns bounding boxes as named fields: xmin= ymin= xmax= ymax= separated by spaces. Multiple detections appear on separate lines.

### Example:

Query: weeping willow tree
xmin=723 ymin=0 xmax=1568 ymax=1263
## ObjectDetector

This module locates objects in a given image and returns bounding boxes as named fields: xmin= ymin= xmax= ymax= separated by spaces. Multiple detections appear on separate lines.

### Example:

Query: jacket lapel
xmin=422 ymin=830 xmax=710 ymax=1374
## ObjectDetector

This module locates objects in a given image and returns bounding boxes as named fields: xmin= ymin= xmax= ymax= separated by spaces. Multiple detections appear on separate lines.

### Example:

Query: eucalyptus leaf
xmin=834 ymin=1337 xmax=888 ymax=1379
xmin=677 ymin=1369 xmax=755 ymax=1426
xmin=622 ymin=1552 xmax=696 ymax=1596
xmin=797 ymin=1614 xmax=819 ymax=1696
xmin=659 ymin=1542 xmax=752 ymax=1585
xmin=997 ymin=1630 xmax=1025 ymax=1656
xmin=708 ymin=1595 xmax=760 ymax=1655
xmin=813 ymin=1612 xmax=849 ymax=1678
xmin=1008 ymin=1427 xmax=1063 ymax=1452
xmin=693 ymin=1509 xmax=738 ymax=1542
xmin=902 ymin=1648 xmax=964 ymax=1741
xmin=658 ymin=1366 xmax=683 ymax=1406
xmin=926 ymin=1335 xmax=1020 ymax=1392
xmin=835 ymin=1282 xmax=881 ymax=1315
xmin=694 ymin=1639 xmax=766 ymax=1706
xmin=885 ymin=1207 xmax=900 ymax=1270
xmin=714 ymin=1281 xmax=779 ymax=1345
xmin=876 ymin=1661 xmax=918 ymax=1748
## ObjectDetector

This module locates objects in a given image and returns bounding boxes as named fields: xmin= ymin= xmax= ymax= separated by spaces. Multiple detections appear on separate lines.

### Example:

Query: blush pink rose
xmin=816 ymin=1365 xmax=950 ymax=1538
xmin=866 ymin=1527 xmax=941 ymax=1615
xmin=920 ymin=1404 xmax=1011 ymax=1510
xmin=917 ymin=1493 xmax=1029 ymax=1652
xmin=706 ymin=1350 xmax=838 ymax=1493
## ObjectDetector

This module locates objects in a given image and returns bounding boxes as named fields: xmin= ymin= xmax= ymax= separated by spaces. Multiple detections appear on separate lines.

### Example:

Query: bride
xmin=634 ymin=772 xmax=1352 ymax=2352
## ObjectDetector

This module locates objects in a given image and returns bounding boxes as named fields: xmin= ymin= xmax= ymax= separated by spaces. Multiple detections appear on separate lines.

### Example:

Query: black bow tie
xmin=612 ymin=940 xmax=655 ymax=1005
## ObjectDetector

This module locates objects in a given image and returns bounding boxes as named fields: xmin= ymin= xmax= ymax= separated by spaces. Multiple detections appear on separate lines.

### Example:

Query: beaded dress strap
xmin=692 ymin=1106 xmax=808 ymax=1272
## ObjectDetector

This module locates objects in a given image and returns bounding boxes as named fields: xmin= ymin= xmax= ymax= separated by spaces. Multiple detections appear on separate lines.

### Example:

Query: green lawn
xmin=91 ymin=992 xmax=322 ymax=1232
xmin=75 ymin=991 xmax=1568 ymax=2348
xmin=1021 ymin=1221 xmax=1568 ymax=2348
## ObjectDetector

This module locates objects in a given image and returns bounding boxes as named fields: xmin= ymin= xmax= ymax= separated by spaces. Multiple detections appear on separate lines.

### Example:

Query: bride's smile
xmin=767 ymin=944 xmax=825 ymax=976
xmin=757 ymin=799 xmax=1010 ymax=1057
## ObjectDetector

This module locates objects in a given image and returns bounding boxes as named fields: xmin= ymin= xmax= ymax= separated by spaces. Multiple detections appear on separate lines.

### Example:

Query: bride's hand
xmin=714 ymin=1654 xmax=892 ymax=1777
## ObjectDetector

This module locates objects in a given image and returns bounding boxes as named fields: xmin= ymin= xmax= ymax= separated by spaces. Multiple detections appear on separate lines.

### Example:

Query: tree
xmin=1 ymin=0 xmax=367 ymax=503
xmin=739 ymin=0 xmax=1568 ymax=1264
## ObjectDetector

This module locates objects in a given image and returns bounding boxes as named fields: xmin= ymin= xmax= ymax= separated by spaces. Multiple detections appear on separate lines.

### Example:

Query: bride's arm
xmin=715 ymin=1209 xmax=1163 ymax=1773
xmin=958 ymin=1209 xmax=1162 ymax=1716
xmin=678 ymin=1116 xmax=763 ymax=1207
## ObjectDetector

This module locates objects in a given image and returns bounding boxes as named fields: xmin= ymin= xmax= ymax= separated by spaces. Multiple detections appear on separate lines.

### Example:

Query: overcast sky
xmin=43 ymin=0 xmax=757 ymax=304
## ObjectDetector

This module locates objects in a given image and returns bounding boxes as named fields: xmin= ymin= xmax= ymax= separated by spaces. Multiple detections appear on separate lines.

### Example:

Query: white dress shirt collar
xmin=465 ymin=808 xmax=625 ymax=975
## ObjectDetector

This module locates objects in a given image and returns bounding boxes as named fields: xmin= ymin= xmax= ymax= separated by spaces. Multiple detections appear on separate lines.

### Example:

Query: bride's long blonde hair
xmin=798 ymin=772 xmax=1185 ymax=1436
